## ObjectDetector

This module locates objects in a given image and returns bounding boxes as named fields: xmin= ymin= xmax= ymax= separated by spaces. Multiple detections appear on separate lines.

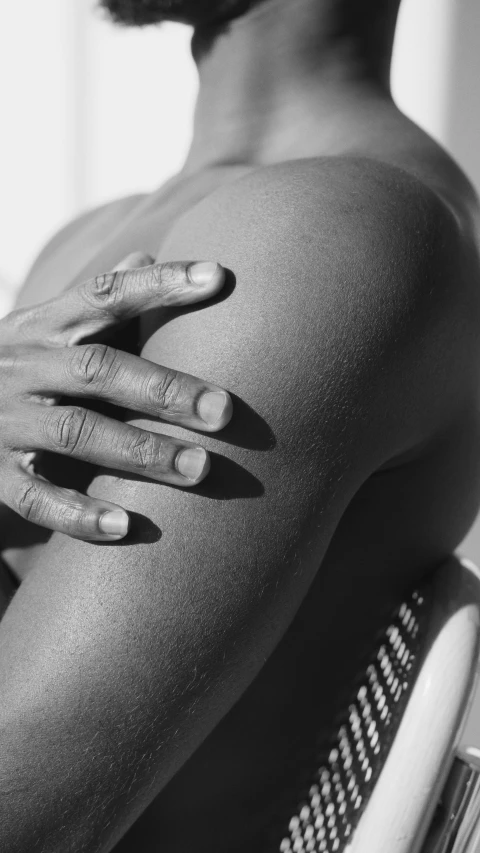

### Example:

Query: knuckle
xmin=81 ymin=270 xmax=125 ymax=312
xmin=54 ymin=498 xmax=85 ymax=533
xmin=149 ymin=369 xmax=183 ymax=412
xmin=124 ymin=432 xmax=159 ymax=472
xmin=43 ymin=407 xmax=94 ymax=455
xmin=152 ymin=262 xmax=174 ymax=287
xmin=70 ymin=344 xmax=119 ymax=388
xmin=12 ymin=480 xmax=83 ymax=530
xmin=14 ymin=480 xmax=42 ymax=522
xmin=152 ymin=263 xmax=186 ymax=304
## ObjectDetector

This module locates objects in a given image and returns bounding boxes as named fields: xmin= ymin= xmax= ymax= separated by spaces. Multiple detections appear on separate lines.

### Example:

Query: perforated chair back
xmin=270 ymin=556 xmax=480 ymax=853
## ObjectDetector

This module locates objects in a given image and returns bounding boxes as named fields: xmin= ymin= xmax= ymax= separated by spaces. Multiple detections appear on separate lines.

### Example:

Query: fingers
xmin=0 ymin=251 xmax=152 ymax=345
xmin=3 ymin=466 xmax=131 ymax=541
xmin=11 ymin=258 xmax=226 ymax=346
xmin=7 ymin=403 xmax=211 ymax=487
xmin=19 ymin=343 xmax=233 ymax=432
xmin=0 ymin=251 xmax=229 ymax=543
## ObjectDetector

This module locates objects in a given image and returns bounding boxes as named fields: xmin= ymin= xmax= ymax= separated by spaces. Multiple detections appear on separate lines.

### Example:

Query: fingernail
xmin=99 ymin=510 xmax=130 ymax=537
xmin=176 ymin=447 xmax=209 ymax=480
xmin=188 ymin=262 xmax=220 ymax=287
xmin=198 ymin=391 xmax=230 ymax=427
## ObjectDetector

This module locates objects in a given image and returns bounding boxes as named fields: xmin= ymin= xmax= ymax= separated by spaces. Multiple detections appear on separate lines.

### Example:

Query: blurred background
xmin=1 ymin=0 xmax=480 ymax=735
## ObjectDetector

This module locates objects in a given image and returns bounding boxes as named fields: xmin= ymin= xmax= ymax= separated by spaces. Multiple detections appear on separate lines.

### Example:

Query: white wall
xmin=70 ymin=6 xmax=197 ymax=210
xmin=0 ymin=1 xmax=197 ymax=309
xmin=0 ymin=0 xmax=75 ymax=310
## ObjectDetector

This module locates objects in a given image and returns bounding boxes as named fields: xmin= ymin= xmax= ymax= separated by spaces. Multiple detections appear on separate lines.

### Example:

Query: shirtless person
xmin=1 ymin=0 xmax=480 ymax=850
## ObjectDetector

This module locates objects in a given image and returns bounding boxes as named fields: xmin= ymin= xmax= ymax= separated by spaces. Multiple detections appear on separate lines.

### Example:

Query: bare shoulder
xmin=163 ymin=153 xmax=479 ymax=320
xmin=153 ymin=155 xmax=480 ymax=466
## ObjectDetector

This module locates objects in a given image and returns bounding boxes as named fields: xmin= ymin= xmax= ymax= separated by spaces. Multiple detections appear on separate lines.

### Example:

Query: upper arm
xmin=0 ymin=158 xmax=475 ymax=851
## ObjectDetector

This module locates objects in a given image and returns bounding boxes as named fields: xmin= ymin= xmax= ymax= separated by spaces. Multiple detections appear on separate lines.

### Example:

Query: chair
xmin=271 ymin=555 xmax=480 ymax=853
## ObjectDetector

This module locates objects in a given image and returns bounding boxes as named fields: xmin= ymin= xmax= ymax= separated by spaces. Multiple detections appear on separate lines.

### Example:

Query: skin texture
xmin=2 ymin=1 xmax=480 ymax=850
xmin=1 ymin=156 xmax=480 ymax=853
xmin=0 ymin=256 xmax=232 ymax=542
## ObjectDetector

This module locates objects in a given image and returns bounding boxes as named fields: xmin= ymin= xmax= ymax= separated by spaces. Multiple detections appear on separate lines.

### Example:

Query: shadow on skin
xmin=82 ymin=267 xmax=237 ymax=354
xmin=137 ymin=394 xmax=276 ymax=452
xmin=95 ymin=510 xmax=162 ymax=548
xmin=0 ymin=459 xmax=263 ymax=553
xmin=2 ymin=414 xmax=267 ymax=554
xmin=3 ymin=265 xmax=268 ymax=549
xmin=141 ymin=269 xmax=277 ymax=450
xmin=0 ymin=503 xmax=53 ymax=553
xmin=203 ymin=394 xmax=276 ymax=451
xmin=107 ymin=450 xmax=264 ymax=503
xmin=92 ymin=450 xmax=264 ymax=545
xmin=195 ymin=451 xmax=264 ymax=500
xmin=82 ymin=267 xmax=276 ymax=451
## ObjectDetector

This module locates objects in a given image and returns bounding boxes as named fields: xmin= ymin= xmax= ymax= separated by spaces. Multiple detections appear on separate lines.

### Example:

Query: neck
xmin=183 ymin=0 xmax=401 ymax=173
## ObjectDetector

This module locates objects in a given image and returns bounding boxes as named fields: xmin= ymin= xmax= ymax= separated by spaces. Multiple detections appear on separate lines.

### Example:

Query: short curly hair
xmin=99 ymin=0 xmax=256 ymax=26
